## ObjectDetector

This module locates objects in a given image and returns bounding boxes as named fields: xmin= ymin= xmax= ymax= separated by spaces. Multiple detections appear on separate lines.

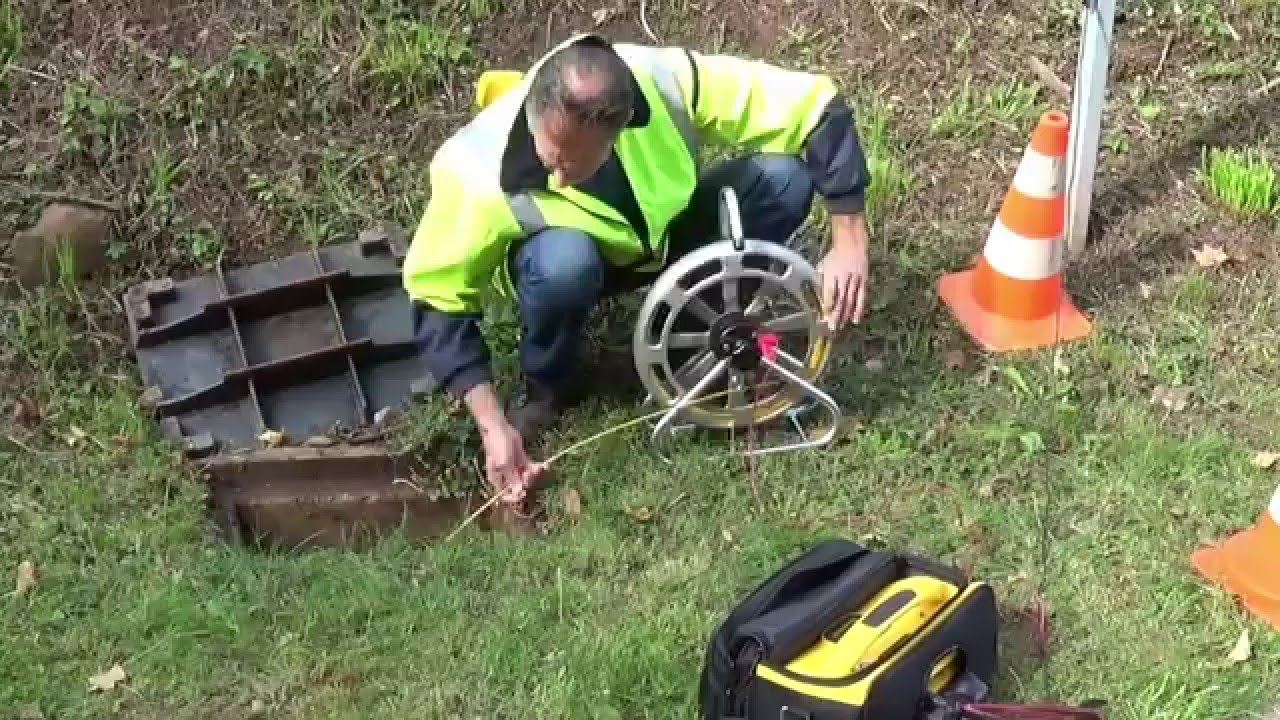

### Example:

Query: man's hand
xmin=479 ymin=420 xmax=546 ymax=506
xmin=464 ymin=382 xmax=548 ymax=508
xmin=817 ymin=212 xmax=871 ymax=331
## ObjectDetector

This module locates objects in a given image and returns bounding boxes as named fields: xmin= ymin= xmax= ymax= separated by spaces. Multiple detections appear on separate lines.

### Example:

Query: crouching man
xmin=402 ymin=33 xmax=874 ymax=509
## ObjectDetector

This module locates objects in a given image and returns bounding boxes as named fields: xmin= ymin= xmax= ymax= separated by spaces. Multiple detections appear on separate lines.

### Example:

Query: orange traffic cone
xmin=937 ymin=110 xmax=1092 ymax=352
xmin=1192 ymin=484 xmax=1280 ymax=629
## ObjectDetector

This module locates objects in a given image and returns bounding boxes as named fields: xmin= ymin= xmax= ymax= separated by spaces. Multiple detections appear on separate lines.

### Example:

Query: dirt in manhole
xmin=202 ymin=444 xmax=536 ymax=550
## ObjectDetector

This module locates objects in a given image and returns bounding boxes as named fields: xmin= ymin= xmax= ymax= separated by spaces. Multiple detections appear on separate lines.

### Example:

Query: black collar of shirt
xmin=499 ymin=70 xmax=651 ymax=194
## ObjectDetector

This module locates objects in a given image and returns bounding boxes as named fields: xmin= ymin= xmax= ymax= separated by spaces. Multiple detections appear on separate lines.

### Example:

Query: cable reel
xmin=631 ymin=186 xmax=842 ymax=457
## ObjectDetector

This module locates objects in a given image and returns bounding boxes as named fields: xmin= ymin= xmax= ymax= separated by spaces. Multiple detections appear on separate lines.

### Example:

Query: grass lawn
xmin=3 ymin=0 xmax=1280 ymax=718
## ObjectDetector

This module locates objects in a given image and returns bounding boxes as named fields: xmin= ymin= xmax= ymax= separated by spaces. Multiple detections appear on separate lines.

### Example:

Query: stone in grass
xmin=7 ymin=203 xmax=113 ymax=291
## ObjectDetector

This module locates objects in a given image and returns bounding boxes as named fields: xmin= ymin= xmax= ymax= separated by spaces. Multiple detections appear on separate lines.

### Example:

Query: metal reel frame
xmin=631 ymin=186 xmax=842 ymax=457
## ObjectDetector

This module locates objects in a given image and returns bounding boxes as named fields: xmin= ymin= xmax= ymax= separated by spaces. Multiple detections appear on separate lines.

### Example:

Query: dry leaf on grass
xmin=561 ymin=487 xmax=582 ymax=518
xmin=16 ymin=560 xmax=38 ymax=595
xmin=1192 ymin=243 xmax=1229 ymax=268
xmin=139 ymin=385 xmax=165 ymax=410
xmin=625 ymin=506 xmax=654 ymax=523
xmin=973 ymin=364 xmax=999 ymax=387
xmin=1227 ymin=628 xmax=1252 ymax=664
xmin=1150 ymin=384 xmax=1192 ymax=412
xmin=1251 ymin=451 xmax=1279 ymax=469
xmin=12 ymin=397 xmax=42 ymax=428
xmin=1028 ymin=594 xmax=1052 ymax=660
xmin=65 ymin=425 xmax=88 ymax=446
xmin=258 ymin=429 xmax=286 ymax=447
xmin=835 ymin=417 xmax=865 ymax=443
xmin=89 ymin=664 xmax=127 ymax=692
xmin=1052 ymin=351 xmax=1070 ymax=376
xmin=592 ymin=7 xmax=614 ymax=24
xmin=943 ymin=349 xmax=968 ymax=370
xmin=1139 ymin=282 xmax=1154 ymax=299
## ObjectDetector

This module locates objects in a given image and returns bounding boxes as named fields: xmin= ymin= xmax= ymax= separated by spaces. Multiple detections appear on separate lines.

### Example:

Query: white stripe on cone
xmin=1269 ymin=484 xmax=1280 ymax=523
xmin=1011 ymin=147 xmax=1066 ymax=199
xmin=983 ymin=218 xmax=1065 ymax=281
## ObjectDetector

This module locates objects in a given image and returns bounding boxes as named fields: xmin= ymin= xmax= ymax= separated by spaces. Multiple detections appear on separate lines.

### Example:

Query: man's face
xmin=530 ymin=109 xmax=616 ymax=189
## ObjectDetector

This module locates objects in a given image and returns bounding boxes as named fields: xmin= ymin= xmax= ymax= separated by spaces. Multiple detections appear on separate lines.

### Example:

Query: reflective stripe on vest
xmin=508 ymin=191 xmax=545 ymax=235
xmin=620 ymin=45 xmax=700 ymax=160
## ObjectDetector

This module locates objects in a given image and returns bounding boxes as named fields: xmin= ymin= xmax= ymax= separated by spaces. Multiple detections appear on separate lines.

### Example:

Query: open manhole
xmin=123 ymin=225 xmax=505 ymax=549
xmin=201 ymin=444 xmax=505 ymax=549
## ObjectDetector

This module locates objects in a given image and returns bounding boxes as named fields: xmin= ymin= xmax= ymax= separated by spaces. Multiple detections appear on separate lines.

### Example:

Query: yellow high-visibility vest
xmin=402 ymin=32 xmax=838 ymax=313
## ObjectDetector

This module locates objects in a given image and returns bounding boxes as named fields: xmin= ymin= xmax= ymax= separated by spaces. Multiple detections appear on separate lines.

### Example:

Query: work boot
xmin=505 ymin=378 xmax=568 ymax=446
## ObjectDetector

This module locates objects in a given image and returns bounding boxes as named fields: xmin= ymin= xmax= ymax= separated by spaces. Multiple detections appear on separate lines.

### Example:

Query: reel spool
xmin=631 ymin=186 xmax=842 ymax=457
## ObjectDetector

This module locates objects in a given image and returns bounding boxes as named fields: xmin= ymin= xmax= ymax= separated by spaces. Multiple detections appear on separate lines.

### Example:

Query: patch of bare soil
xmin=3 ymin=0 xmax=1276 ymax=330
xmin=5 ymin=1 xmax=488 ymax=272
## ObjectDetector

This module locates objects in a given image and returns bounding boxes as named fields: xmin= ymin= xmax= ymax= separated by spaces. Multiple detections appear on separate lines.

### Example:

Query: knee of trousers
xmin=745 ymin=153 xmax=816 ymax=232
xmin=512 ymin=227 xmax=605 ymax=312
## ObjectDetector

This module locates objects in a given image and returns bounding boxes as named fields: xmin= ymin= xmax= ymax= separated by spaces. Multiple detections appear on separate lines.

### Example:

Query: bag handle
xmin=960 ymin=703 xmax=1106 ymax=720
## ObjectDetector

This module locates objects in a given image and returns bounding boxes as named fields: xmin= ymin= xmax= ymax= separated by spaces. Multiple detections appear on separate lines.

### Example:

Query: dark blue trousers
xmin=511 ymin=153 xmax=815 ymax=390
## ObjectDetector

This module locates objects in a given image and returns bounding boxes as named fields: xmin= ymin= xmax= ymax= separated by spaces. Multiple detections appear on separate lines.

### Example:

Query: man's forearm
xmin=830 ymin=212 xmax=870 ymax=254
xmin=463 ymin=381 xmax=508 ymax=433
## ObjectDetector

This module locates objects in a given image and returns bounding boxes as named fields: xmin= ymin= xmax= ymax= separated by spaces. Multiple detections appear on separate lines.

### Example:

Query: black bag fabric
xmin=698 ymin=538 xmax=900 ymax=720
xmin=698 ymin=537 xmax=1000 ymax=720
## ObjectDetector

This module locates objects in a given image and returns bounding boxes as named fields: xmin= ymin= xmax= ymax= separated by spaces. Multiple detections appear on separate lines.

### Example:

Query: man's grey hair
xmin=524 ymin=41 xmax=634 ymax=133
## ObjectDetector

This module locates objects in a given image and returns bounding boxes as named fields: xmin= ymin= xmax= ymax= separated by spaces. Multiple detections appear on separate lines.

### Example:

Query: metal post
xmin=1064 ymin=0 xmax=1117 ymax=263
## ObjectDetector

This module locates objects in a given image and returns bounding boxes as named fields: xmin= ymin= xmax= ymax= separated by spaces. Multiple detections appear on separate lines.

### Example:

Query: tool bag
xmin=698 ymin=537 xmax=1000 ymax=720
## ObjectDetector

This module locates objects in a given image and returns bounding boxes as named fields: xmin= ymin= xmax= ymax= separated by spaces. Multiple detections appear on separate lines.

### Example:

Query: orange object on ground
xmin=1192 ymin=484 xmax=1280 ymax=630
xmin=937 ymin=110 xmax=1092 ymax=352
